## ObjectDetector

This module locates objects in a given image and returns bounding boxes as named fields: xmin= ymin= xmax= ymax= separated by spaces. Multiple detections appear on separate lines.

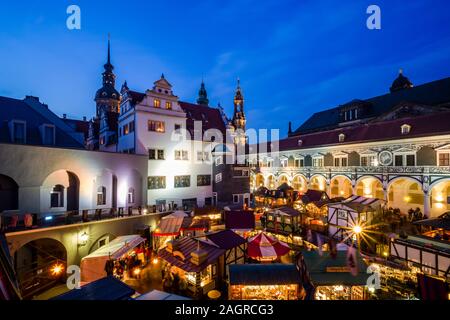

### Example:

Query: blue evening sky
xmin=0 ymin=0 xmax=449 ymax=137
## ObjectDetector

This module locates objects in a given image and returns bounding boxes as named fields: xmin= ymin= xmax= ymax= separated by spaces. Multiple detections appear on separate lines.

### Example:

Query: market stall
xmin=262 ymin=206 xmax=301 ymax=237
xmin=80 ymin=235 xmax=146 ymax=283
xmin=328 ymin=195 xmax=384 ymax=242
xmin=228 ymin=264 xmax=302 ymax=300
xmin=247 ymin=232 xmax=291 ymax=262
xmin=300 ymin=250 xmax=369 ymax=300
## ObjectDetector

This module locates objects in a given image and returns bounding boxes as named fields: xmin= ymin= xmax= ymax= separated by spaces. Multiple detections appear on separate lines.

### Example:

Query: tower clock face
xmin=378 ymin=150 xmax=393 ymax=166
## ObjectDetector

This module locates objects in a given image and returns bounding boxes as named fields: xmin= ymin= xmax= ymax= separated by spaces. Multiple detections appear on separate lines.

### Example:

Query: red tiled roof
xmin=254 ymin=111 xmax=450 ymax=153
xmin=179 ymin=101 xmax=226 ymax=139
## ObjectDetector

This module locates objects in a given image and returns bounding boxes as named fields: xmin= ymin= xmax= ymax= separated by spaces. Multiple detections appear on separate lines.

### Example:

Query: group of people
xmin=104 ymin=244 xmax=150 ymax=280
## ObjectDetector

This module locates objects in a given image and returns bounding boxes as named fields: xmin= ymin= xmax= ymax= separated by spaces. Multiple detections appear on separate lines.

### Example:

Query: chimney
xmin=83 ymin=116 xmax=87 ymax=121
xmin=190 ymin=241 xmax=208 ymax=266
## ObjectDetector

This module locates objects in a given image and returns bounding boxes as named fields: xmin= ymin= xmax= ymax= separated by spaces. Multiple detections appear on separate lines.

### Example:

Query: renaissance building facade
xmin=0 ymin=40 xmax=250 ymax=217
xmin=251 ymin=71 xmax=450 ymax=218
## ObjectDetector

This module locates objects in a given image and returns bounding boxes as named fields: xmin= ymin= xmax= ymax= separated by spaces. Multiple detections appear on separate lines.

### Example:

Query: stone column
xmin=423 ymin=193 xmax=430 ymax=219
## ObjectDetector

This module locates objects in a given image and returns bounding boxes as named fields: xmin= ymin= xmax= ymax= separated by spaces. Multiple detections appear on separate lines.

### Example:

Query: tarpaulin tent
xmin=247 ymin=232 xmax=290 ymax=261
xmin=80 ymin=235 xmax=145 ymax=283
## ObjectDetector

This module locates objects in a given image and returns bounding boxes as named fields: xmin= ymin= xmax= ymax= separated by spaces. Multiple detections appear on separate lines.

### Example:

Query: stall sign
xmin=337 ymin=210 xmax=348 ymax=220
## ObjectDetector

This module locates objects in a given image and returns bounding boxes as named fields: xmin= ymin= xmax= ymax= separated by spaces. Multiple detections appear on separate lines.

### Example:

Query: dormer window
xmin=10 ymin=120 xmax=26 ymax=144
xmin=41 ymin=124 xmax=55 ymax=145
xmin=401 ymin=124 xmax=411 ymax=135
xmin=154 ymin=99 xmax=161 ymax=108
xmin=339 ymin=133 xmax=345 ymax=142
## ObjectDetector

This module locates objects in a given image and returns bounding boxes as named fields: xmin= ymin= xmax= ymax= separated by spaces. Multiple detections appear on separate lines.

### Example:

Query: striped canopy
xmin=247 ymin=232 xmax=291 ymax=260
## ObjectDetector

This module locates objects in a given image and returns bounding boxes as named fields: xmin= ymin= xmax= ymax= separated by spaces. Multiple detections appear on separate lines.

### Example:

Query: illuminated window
xmin=401 ymin=124 xmax=411 ymax=135
xmin=313 ymin=157 xmax=323 ymax=167
xmin=128 ymin=188 xmax=135 ymax=204
xmin=97 ymin=186 xmax=106 ymax=206
xmin=197 ymin=151 xmax=209 ymax=162
xmin=149 ymin=149 xmax=164 ymax=160
xmin=175 ymin=150 xmax=189 ymax=160
xmin=165 ymin=101 xmax=172 ymax=109
xmin=123 ymin=124 xmax=129 ymax=135
xmin=148 ymin=176 xmax=166 ymax=189
xmin=361 ymin=155 xmax=377 ymax=167
xmin=175 ymin=175 xmax=190 ymax=188
xmin=197 ymin=175 xmax=211 ymax=186
xmin=153 ymin=99 xmax=161 ymax=108
xmin=148 ymin=120 xmax=165 ymax=132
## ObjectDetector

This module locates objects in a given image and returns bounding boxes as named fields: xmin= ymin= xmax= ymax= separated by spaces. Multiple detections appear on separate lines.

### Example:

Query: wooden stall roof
xmin=302 ymin=251 xmax=369 ymax=286
xmin=158 ymin=237 xmax=225 ymax=273
xmin=228 ymin=264 xmax=301 ymax=285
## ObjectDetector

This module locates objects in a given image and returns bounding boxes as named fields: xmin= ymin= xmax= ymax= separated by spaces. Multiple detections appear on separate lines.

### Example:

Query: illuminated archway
xmin=292 ymin=175 xmax=308 ymax=192
xmin=277 ymin=174 xmax=289 ymax=187
xmin=387 ymin=177 xmax=424 ymax=214
xmin=310 ymin=175 xmax=326 ymax=191
xmin=266 ymin=175 xmax=275 ymax=189
xmin=330 ymin=175 xmax=353 ymax=198
xmin=430 ymin=179 xmax=450 ymax=218
xmin=255 ymin=174 xmax=265 ymax=188
xmin=15 ymin=238 xmax=67 ymax=299
xmin=355 ymin=176 xmax=383 ymax=199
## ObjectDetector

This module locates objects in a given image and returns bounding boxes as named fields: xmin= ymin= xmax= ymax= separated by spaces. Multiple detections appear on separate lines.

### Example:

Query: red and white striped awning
xmin=247 ymin=232 xmax=291 ymax=260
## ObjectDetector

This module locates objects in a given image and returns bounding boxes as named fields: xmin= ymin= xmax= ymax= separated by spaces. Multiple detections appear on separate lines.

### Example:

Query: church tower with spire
xmin=89 ymin=36 xmax=121 ymax=151
xmin=95 ymin=36 xmax=121 ymax=117
xmin=197 ymin=80 xmax=209 ymax=105
xmin=232 ymin=79 xmax=246 ymax=131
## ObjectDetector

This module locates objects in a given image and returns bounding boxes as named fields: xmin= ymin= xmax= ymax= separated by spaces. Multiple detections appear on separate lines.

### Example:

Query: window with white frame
xmin=280 ymin=157 xmax=288 ymax=168
xmin=175 ymin=150 xmax=189 ymax=160
xmin=267 ymin=159 xmax=274 ymax=167
xmin=97 ymin=186 xmax=106 ymax=206
xmin=313 ymin=156 xmax=324 ymax=167
xmin=438 ymin=151 xmax=450 ymax=166
xmin=360 ymin=154 xmax=377 ymax=167
xmin=215 ymin=173 xmax=222 ymax=183
xmin=294 ymin=157 xmax=304 ymax=167
xmin=394 ymin=151 xmax=416 ymax=166
xmin=127 ymin=188 xmax=135 ymax=204
xmin=401 ymin=124 xmax=411 ymax=135
xmin=197 ymin=151 xmax=210 ymax=162
xmin=50 ymin=185 xmax=64 ymax=208
xmin=215 ymin=156 xmax=223 ymax=166
xmin=334 ymin=154 xmax=348 ymax=167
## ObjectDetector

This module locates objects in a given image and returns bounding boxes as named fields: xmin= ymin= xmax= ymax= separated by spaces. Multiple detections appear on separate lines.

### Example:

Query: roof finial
xmin=161 ymin=73 xmax=165 ymax=79
xmin=237 ymin=77 xmax=241 ymax=88
xmin=399 ymin=68 xmax=403 ymax=75
xmin=107 ymin=33 xmax=111 ymax=65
